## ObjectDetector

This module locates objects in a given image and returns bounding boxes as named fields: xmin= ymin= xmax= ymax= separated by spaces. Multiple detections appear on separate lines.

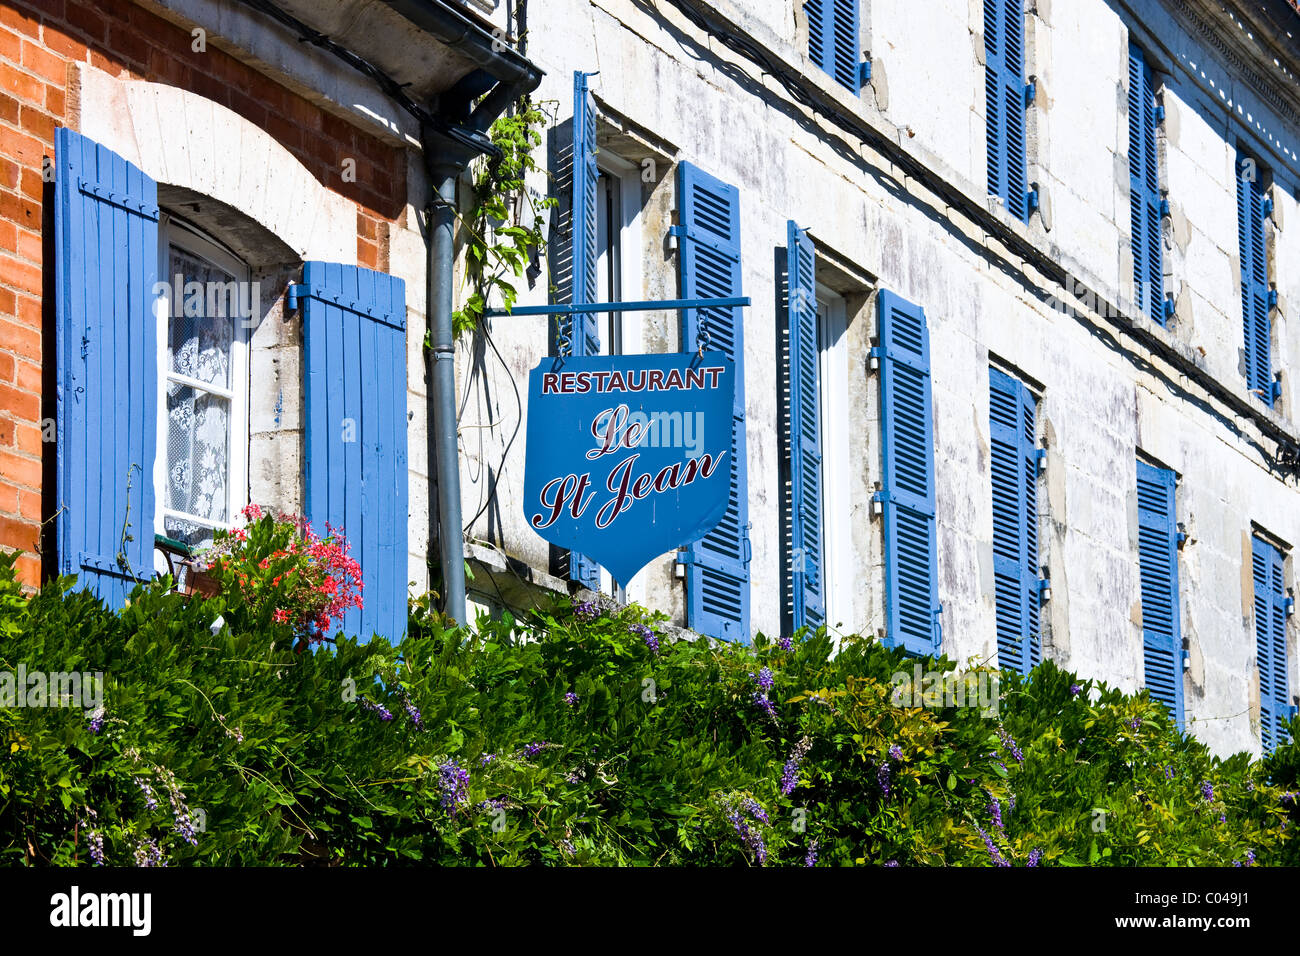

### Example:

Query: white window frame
xmin=594 ymin=152 xmax=647 ymax=603
xmin=153 ymin=215 xmax=252 ymax=563
xmin=817 ymin=285 xmax=851 ymax=631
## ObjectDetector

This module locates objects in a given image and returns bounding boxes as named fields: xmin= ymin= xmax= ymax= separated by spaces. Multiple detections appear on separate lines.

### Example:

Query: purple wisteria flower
xmin=132 ymin=837 xmax=166 ymax=868
xmin=572 ymin=600 xmax=599 ymax=622
xmin=523 ymin=741 xmax=547 ymax=757
xmin=804 ymin=839 xmax=819 ymax=867
xmin=480 ymin=753 xmax=496 ymax=767
xmin=359 ymin=696 xmax=394 ymax=721
xmin=87 ymin=706 xmax=105 ymax=734
xmin=780 ymin=737 xmax=812 ymax=796
xmin=725 ymin=800 xmax=768 ymax=865
xmin=752 ymin=692 xmax=777 ymax=718
xmin=988 ymin=794 xmax=1004 ymax=830
xmin=750 ymin=668 xmax=774 ymax=692
xmin=1165 ymin=765 xmax=1175 ymax=780
xmin=1128 ymin=717 xmax=1142 ymax=732
xmin=778 ymin=635 xmax=793 ymax=652
xmin=743 ymin=798 xmax=770 ymax=825
xmin=888 ymin=744 xmax=904 ymax=762
xmin=134 ymin=776 xmax=158 ymax=812
xmin=630 ymin=623 xmax=659 ymax=654
xmin=402 ymin=694 xmax=422 ymax=728
xmin=564 ymin=691 xmax=579 ymax=707
xmin=876 ymin=760 xmax=892 ymax=797
xmin=1201 ymin=780 xmax=1215 ymax=802
xmin=976 ymin=825 xmax=1011 ymax=867
xmin=157 ymin=768 xmax=198 ymax=846
xmin=1026 ymin=848 xmax=1043 ymax=867
xmin=1069 ymin=684 xmax=1082 ymax=697
xmin=437 ymin=759 xmax=470 ymax=813
xmin=996 ymin=727 xmax=1024 ymax=763
xmin=884 ymin=860 xmax=899 ymax=868
xmin=86 ymin=829 xmax=105 ymax=866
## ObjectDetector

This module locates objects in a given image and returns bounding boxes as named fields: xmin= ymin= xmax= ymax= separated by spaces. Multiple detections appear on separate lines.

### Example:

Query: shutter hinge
xmin=1163 ymin=294 xmax=1176 ymax=320
xmin=1267 ymin=288 xmax=1279 ymax=311
xmin=1027 ymin=188 xmax=1040 ymax=214
xmin=1034 ymin=448 xmax=1047 ymax=475
xmin=1262 ymin=196 xmax=1275 ymax=218
xmin=286 ymin=283 xmax=305 ymax=313
xmin=742 ymin=522 xmax=753 ymax=569
xmin=1176 ymin=523 xmax=1188 ymax=549
xmin=1024 ymin=80 xmax=1036 ymax=107
xmin=1182 ymin=649 xmax=1191 ymax=671
xmin=858 ymin=59 xmax=872 ymax=88
xmin=1037 ymin=577 xmax=1052 ymax=604
xmin=931 ymin=603 xmax=944 ymax=647
xmin=1289 ymin=703 xmax=1299 ymax=719
xmin=868 ymin=345 xmax=883 ymax=371
xmin=1159 ymin=198 xmax=1171 ymax=218
xmin=871 ymin=489 xmax=886 ymax=516
xmin=675 ymin=547 xmax=693 ymax=578
xmin=1285 ymin=595 xmax=1295 ymax=617
xmin=1271 ymin=376 xmax=1283 ymax=402
xmin=1154 ymin=104 xmax=1166 ymax=123
xmin=667 ymin=223 xmax=685 ymax=252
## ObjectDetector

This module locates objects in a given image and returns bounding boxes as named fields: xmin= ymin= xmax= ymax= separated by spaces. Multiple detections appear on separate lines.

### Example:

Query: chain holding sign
xmin=524 ymin=352 xmax=735 ymax=585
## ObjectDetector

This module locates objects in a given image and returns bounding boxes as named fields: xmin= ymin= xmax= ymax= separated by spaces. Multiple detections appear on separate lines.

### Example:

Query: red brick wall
xmin=0 ymin=0 xmax=408 ymax=586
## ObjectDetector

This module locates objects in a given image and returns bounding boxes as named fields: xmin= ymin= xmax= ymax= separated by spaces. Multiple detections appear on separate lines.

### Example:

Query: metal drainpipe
xmin=427 ymin=163 xmax=467 ymax=625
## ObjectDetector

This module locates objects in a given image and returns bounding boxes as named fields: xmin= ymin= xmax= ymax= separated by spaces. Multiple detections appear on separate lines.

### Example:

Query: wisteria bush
xmin=0 ymin=554 xmax=1296 ymax=866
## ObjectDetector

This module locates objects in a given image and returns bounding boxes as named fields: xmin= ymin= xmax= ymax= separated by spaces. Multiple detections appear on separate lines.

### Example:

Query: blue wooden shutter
xmin=984 ymin=0 xmax=1029 ymax=221
xmin=567 ymin=70 xmax=601 ymax=589
xmin=54 ymin=127 xmax=159 ymax=607
xmin=1253 ymin=536 xmax=1291 ymax=753
xmin=677 ymin=161 xmax=750 ymax=641
xmin=1236 ymin=151 xmax=1272 ymax=406
xmin=990 ymin=368 xmax=1040 ymax=674
xmin=301 ymin=262 xmax=408 ymax=643
xmin=1137 ymin=461 xmax=1183 ymax=728
xmin=805 ymin=0 xmax=861 ymax=92
xmin=786 ymin=222 xmax=825 ymax=630
xmin=1128 ymin=45 xmax=1165 ymax=326
xmin=877 ymin=290 xmax=939 ymax=655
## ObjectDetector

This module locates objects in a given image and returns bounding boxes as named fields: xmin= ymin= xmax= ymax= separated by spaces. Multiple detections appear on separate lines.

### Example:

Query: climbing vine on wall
xmin=446 ymin=98 xmax=557 ymax=338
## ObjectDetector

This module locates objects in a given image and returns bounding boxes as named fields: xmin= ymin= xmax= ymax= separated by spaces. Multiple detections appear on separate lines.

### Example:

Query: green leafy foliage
xmin=0 ymin=555 xmax=1294 ymax=866
xmin=447 ymin=99 xmax=557 ymax=338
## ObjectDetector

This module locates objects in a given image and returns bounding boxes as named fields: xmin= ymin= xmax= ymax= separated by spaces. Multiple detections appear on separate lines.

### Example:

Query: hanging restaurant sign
xmin=523 ymin=352 xmax=735 ymax=585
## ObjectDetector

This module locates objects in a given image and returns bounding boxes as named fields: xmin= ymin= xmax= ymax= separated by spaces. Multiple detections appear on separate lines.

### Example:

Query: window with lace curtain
xmin=153 ymin=216 xmax=251 ymax=555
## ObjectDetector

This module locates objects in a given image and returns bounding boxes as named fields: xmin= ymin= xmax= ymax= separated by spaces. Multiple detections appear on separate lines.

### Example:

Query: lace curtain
xmin=162 ymin=247 xmax=234 ymax=550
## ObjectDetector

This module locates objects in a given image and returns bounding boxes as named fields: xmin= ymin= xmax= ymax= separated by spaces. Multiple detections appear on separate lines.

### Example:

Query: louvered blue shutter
xmin=990 ymin=368 xmax=1040 ymax=674
xmin=1128 ymin=45 xmax=1165 ymax=326
xmin=567 ymin=70 xmax=601 ymax=589
xmin=301 ymin=262 xmax=408 ymax=643
xmin=805 ymin=0 xmax=861 ymax=92
xmin=676 ymin=161 xmax=750 ymax=641
xmin=1137 ymin=461 xmax=1183 ymax=728
xmin=1237 ymin=152 xmax=1272 ymax=406
xmin=984 ymin=0 xmax=1029 ymax=222
xmin=876 ymin=290 xmax=939 ymax=655
xmin=1253 ymin=536 xmax=1291 ymax=753
xmin=786 ymin=222 xmax=825 ymax=630
xmin=54 ymin=127 xmax=159 ymax=608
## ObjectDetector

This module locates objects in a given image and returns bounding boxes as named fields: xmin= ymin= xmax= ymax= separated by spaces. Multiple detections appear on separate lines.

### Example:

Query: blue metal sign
xmin=523 ymin=352 xmax=735 ymax=586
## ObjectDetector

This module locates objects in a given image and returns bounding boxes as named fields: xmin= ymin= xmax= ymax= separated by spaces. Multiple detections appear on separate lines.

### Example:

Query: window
xmin=1137 ymin=460 xmax=1183 ymax=728
xmin=804 ymin=0 xmax=863 ymax=92
xmin=984 ymin=0 xmax=1031 ymax=221
xmin=1236 ymin=150 xmax=1275 ymax=406
xmin=1128 ymin=43 xmax=1167 ymax=326
xmin=154 ymin=217 xmax=251 ymax=554
xmin=817 ymin=288 xmax=850 ymax=630
xmin=989 ymin=367 xmax=1041 ymax=674
xmin=1252 ymin=534 xmax=1292 ymax=753
xmin=594 ymin=155 xmax=646 ymax=602
xmin=877 ymin=290 xmax=938 ymax=655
